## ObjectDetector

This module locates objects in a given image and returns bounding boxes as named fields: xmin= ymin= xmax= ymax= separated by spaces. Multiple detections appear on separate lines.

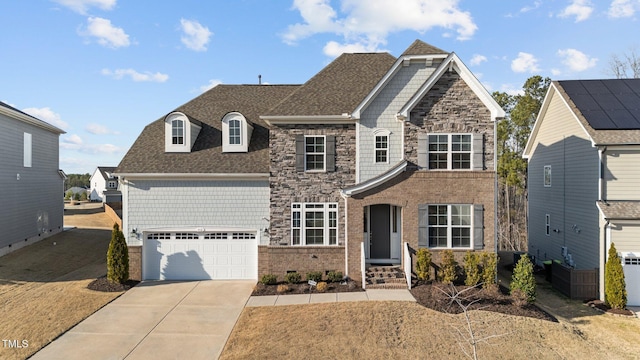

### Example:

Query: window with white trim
xmin=305 ymin=136 xmax=325 ymax=171
xmin=428 ymin=134 xmax=472 ymax=169
xmin=172 ymin=120 xmax=184 ymax=145
xmin=544 ymin=165 xmax=551 ymax=187
xmin=222 ymin=112 xmax=252 ymax=152
xmin=428 ymin=204 xmax=472 ymax=248
xmin=23 ymin=132 xmax=32 ymax=168
xmin=545 ymin=214 xmax=550 ymax=236
xmin=291 ymin=203 xmax=338 ymax=246
xmin=375 ymin=135 xmax=389 ymax=163
xmin=229 ymin=119 xmax=241 ymax=145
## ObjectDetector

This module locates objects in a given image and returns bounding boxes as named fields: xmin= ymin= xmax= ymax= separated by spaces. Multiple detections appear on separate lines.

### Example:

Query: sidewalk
xmin=246 ymin=289 xmax=416 ymax=307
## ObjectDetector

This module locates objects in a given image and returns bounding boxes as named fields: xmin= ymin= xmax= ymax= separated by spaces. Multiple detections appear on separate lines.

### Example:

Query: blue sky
xmin=1 ymin=0 xmax=638 ymax=174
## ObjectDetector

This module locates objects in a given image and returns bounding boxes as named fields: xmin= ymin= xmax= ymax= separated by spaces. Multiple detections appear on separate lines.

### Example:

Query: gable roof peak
xmin=401 ymin=39 xmax=448 ymax=56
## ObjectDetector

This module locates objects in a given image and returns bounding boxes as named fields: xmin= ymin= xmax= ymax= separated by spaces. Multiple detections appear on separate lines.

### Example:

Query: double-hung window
xmin=172 ymin=119 xmax=184 ymax=145
xmin=229 ymin=119 xmax=241 ymax=145
xmin=428 ymin=204 xmax=472 ymax=248
xmin=375 ymin=135 xmax=388 ymax=163
xmin=291 ymin=203 xmax=338 ymax=246
xmin=305 ymin=136 xmax=325 ymax=171
xmin=544 ymin=165 xmax=551 ymax=187
xmin=428 ymin=134 xmax=472 ymax=169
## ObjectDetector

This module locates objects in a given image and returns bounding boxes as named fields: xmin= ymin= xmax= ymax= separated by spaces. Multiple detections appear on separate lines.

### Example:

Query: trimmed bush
xmin=276 ymin=284 xmax=289 ymax=294
xmin=463 ymin=251 xmax=481 ymax=286
xmin=79 ymin=191 xmax=88 ymax=201
xmin=327 ymin=271 xmax=343 ymax=283
xmin=107 ymin=223 xmax=129 ymax=284
xmin=306 ymin=271 xmax=323 ymax=282
xmin=416 ymin=248 xmax=432 ymax=281
xmin=73 ymin=192 xmax=81 ymax=201
xmin=285 ymin=272 xmax=301 ymax=284
xmin=64 ymin=190 xmax=73 ymax=200
xmin=439 ymin=250 xmax=457 ymax=284
xmin=510 ymin=254 xmax=536 ymax=302
xmin=481 ymin=252 xmax=499 ymax=288
xmin=605 ymin=243 xmax=627 ymax=310
xmin=316 ymin=281 xmax=328 ymax=292
xmin=260 ymin=274 xmax=277 ymax=285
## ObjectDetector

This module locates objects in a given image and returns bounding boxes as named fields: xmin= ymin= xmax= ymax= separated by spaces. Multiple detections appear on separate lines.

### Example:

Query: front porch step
xmin=365 ymin=265 xmax=408 ymax=290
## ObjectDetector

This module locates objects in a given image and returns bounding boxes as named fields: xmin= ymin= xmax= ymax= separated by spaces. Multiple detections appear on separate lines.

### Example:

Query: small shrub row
xmin=260 ymin=270 xmax=344 ymax=285
xmin=415 ymin=249 xmax=498 ymax=289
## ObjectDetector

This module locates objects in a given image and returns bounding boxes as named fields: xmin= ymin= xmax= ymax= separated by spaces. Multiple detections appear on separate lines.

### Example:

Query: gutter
xmin=261 ymin=114 xmax=354 ymax=126
xmin=113 ymin=173 xmax=269 ymax=180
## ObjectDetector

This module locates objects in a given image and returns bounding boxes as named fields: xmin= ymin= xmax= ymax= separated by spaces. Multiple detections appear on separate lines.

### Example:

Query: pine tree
xmin=510 ymin=255 xmax=536 ymax=302
xmin=107 ymin=223 xmax=129 ymax=284
xmin=605 ymin=243 xmax=627 ymax=310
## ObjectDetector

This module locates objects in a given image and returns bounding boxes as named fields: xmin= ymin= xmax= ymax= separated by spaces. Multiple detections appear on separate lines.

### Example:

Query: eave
xmin=260 ymin=114 xmax=355 ymax=126
xmin=341 ymin=160 xmax=407 ymax=197
xmin=114 ymin=173 xmax=269 ymax=181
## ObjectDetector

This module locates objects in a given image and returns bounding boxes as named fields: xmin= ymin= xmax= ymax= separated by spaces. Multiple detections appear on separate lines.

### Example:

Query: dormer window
xmin=164 ymin=112 xmax=201 ymax=153
xmin=222 ymin=112 xmax=252 ymax=152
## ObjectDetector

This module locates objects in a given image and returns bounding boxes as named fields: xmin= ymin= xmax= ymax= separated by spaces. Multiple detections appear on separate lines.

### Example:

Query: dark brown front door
xmin=370 ymin=205 xmax=390 ymax=259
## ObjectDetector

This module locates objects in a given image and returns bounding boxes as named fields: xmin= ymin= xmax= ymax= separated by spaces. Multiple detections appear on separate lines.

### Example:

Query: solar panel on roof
xmin=616 ymin=93 xmax=640 ymax=109
xmin=584 ymin=80 xmax=610 ymax=94
xmin=560 ymin=81 xmax=588 ymax=94
xmin=608 ymin=109 xmax=640 ymax=129
xmin=603 ymin=80 xmax=633 ymax=94
xmin=582 ymin=110 xmax=616 ymax=129
xmin=596 ymin=93 xmax=624 ymax=110
xmin=571 ymin=94 xmax=601 ymax=111
xmin=622 ymin=79 xmax=640 ymax=94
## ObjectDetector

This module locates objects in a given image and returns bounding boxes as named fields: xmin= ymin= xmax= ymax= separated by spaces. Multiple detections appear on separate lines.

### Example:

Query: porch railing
xmin=403 ymin=242 xmax=412 ymax=290
xmin=361 ymin=242 xmax=366 ymax=290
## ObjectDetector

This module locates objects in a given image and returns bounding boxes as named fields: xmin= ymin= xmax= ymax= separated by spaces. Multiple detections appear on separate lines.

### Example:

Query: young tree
xmin=605 ymin=243 xmax=627 ymax=310
xmin=510 ymin=255 xmax=536 ymax=302
xmin=608 ymin=47 xmax=640 ymax=79
xmin=107 ymin=223 xmax=129 ymax=284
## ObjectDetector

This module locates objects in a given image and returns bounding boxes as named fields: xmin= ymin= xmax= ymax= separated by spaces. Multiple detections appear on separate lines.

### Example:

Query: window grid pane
xmin=427 ymin=204 xmax=471 ymax=249
xmin=291 ymin=203 xmax=338 ymax=246
xmin=172 ymin=120 xmax=184 ymax=145
xmin=229 ymin=119 xmax=241 ymax=145
xmin=305 ymin=136 xmax=325 ymax=171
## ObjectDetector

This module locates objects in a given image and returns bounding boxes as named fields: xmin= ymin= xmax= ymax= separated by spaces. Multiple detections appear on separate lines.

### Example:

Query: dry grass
xmin=221 ymin=301 xmax=640 ymax=360
xmin=0 ymin=228 xmax=122 ymax=360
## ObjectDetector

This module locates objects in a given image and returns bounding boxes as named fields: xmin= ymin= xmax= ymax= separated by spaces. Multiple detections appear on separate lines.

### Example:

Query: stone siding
xmin=405 ymin=72 xmax=495 ymax=170
xmin=258 ymin=245 xmax=345 ymax=281
xmin=128 ymin=245 xmax=142 ymax=281
xmin=269 ymin=124 xmax=356 ymax=245
xmin=346 ymin=170 xmax=495 ymax=283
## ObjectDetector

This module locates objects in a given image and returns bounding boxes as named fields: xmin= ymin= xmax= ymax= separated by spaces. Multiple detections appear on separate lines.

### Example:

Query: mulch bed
xmin=410 ymin=281 xmax=557 ymax=322
xmin=87 ymin=276 xmax=140 ymax=292
xmin=252 ymin=280 xmax=364 ymax=296
xmin=585 ymin=299 xmax=636 ymax=317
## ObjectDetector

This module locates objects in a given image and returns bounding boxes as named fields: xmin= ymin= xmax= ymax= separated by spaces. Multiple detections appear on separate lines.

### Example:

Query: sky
xmin=1 ymin=0 xmax=638 ymax=174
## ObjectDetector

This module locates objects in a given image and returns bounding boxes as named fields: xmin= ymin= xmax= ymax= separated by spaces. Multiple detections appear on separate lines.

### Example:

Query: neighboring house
xmin=523 ymin=79 xmax=640 ymax=305
xmin=116 ymin=40 xmax=504 ymax=283
xmin=0 ymin=101 xmax=66 ymax=256
xmin=90 ymin=166 xmax=121 ymax=202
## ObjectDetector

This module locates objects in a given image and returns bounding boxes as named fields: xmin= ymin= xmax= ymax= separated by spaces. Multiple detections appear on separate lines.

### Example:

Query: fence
xmin=104 ymin=203 xmax=122 ymax=229
xmin=551 ymin=262 xmax=599 ymax=300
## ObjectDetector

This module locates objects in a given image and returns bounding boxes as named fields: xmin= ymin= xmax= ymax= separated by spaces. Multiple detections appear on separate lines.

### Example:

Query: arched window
xmin=172 ymin=119 xmax=184 ymax=145
xmin=229 ymin=119 xmax=241 ymax=145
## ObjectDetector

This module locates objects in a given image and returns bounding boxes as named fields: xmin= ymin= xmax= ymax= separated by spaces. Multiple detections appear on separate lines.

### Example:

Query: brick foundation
xmin=258 ymin=245 xmax=345 ymax=282
xmin=128 ymin=245 xmax=142 ymax=281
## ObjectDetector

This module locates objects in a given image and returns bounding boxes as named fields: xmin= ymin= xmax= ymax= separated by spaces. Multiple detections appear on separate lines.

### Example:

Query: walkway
xmin=247 ymin=289 xmax=416 ymax=306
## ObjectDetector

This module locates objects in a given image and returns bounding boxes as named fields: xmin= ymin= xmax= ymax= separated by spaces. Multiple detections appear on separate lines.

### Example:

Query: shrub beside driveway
xmin=0 ymin=228 xmax=123 ymax=360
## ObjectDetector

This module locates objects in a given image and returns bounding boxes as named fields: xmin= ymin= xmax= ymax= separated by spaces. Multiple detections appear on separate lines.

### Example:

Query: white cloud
xmin=520 ymin=1 xmax=542 ymax=13
xmin=551 ymin=68 xmax=562 ymax=76
xmin=557 ymin=48 xmax=597 ymax=72
xmin=283 ymin=0 xmax=477 ymax=57
xmin=22 ymin=107 xmax=69 ymax=130
xmin=608 ymin=0 xmax=640 ymax=18
xmin=199 ymin=79 xmax=223 ymax=93
xmin=60 ymin=136 xmax=123 ymax=154
xmin=101 ymin=68 xmax=169 ymax=82
xmin=511 ymin=52 xmax=540 ymax=73
xmin=469 ymin=54 xmax=487 ymax=66
xmin=323 ymin=41 xmax=379 ymax=57
xmin=53 ymin=0 xmax=116 ymax=14
xmin=81 ymin=17 xmax=130 ymax=48
xmin=558 ymin=0 xmax=593 ymax=22
xmin=63 ymin=134 xmax=84 ymax=145
xmin=500 ymin=84 xmax=525 ymax=96
xmin=180 ymin=19 xmax=212 ymax=52
xmin=85 ymin=123 xmax=119 ymax=135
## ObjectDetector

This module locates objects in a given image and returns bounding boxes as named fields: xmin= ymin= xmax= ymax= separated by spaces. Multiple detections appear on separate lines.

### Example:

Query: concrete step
xmin=365 ymin=265 xmax=408 ymax=290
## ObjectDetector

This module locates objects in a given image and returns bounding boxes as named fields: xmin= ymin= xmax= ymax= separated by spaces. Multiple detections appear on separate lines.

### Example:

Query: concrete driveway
xmin=32 ymin=280 xmax=254 ymax=360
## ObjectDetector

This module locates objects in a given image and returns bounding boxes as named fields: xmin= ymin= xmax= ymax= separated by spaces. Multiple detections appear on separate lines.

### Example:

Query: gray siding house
xmin=524 ymin=79 xmax=640 ymax=305
xmin=0 ymin=101 xmax=65 ymax=256
xmin=116 ymin=40 xmax=504 ymax=285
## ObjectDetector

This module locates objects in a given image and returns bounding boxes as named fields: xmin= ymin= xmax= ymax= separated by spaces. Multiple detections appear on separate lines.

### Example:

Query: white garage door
xmin=623 ymin=256 xmax=640 ymax=306
xmin=143 ymin=231 xmax=257 ymax=280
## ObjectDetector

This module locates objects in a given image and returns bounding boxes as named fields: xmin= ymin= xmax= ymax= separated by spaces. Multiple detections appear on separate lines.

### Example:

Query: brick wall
xmin=258 ymin=245 xmax=345 ymax=281
xmin=346 ymin=170 xmax=495 ymax=283
xmin=128 ymin=245 xmax=142 ymax=281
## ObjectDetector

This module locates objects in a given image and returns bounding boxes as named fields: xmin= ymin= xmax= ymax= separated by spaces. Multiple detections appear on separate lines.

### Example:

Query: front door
xmin=370 ymin=204 xmax=390 ymax=259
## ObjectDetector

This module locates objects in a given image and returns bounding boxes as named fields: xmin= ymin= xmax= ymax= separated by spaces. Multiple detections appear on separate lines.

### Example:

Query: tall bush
xmin=510 ymin=254 xmax=535 ymax=302
xmin=107 ymin=223 xmax=129 ymax=284
xmin=481 ymin=252 xmax=498 ymax=288
xmin=605 ymin=243 xmax=627 ymax=310
xmin=416 ymin=248 xmax=432 ymax=281
xmin=463 ymin=251 xmax=481 ymax=286
xmin=439 ymin=250 xmax=457 ymax=284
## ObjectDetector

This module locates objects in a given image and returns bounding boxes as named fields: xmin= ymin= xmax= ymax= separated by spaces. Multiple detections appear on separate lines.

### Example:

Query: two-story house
xmin=524 ymin=79 xmax=640 ymax=305
xmin=0 ymin=101 xmax=66 ymax=256
xmin=116 ymin=40 xmax=504 ymax=285
xmin=90 ymin=166 xmax=121 ymax=203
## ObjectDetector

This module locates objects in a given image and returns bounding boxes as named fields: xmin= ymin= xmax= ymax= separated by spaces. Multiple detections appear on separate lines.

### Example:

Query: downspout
xmin=598 ymin=147 xmax=606 ymax=201
xmin=494 ymin=117 xmax=499 ymax=258
xmin=563 ymin=136 xmax=566 ymax=248
xmin=340 ymin=191 xmax=349 ymax=278
xmin=602 ymin=220 xmax=611 ymax=301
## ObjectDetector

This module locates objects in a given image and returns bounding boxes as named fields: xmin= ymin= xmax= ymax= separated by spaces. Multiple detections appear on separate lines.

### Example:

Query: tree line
xmin=65 ymin=173 xmax=91 ymax=189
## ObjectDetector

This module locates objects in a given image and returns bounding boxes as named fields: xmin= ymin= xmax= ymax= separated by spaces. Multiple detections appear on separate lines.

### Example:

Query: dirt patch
xmin=0 ymin=228 xmax=123 ymax=360
xmin=64 ymin=202 xmax=116 ymax=229
xmin=87 ymin=276 xmax=140 ymax=292
xmin=252 ymin=280 xmax=363 ymax=296
xmin=410 ymin=282 xmax=555 ymax=322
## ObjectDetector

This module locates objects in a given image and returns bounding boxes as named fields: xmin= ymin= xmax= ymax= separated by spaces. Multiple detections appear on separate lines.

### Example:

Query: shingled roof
xmin=554 ymin=79 xmax=640 ymax=145
xmin=116 ymin=85 xmax=299 ymax=174
xmin=401 ymin=39 xmax=448 ymax=56
xmin=264 ymin=52 xmax=396 ymax=116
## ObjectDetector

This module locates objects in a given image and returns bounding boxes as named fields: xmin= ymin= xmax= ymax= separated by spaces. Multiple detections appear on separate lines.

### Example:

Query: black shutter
xmin=472 ymin=133 xmax=484 ymax=170
xmin=418 ymin=204 xmax=428 ymax=247
xmin=326 ymin=135 xmax=336 ymax=172
xmin=418 ymin=133 xmax=428 ymax=169
xmin=473 ymin=204 xmax=484 ymax=250
xmin=295 ymin=135 xmax=305 ymax=172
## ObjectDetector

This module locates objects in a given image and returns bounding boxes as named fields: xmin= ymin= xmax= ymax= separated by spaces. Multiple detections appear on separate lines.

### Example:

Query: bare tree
xmin=608 ymin=47 xmax=640 ymax=79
